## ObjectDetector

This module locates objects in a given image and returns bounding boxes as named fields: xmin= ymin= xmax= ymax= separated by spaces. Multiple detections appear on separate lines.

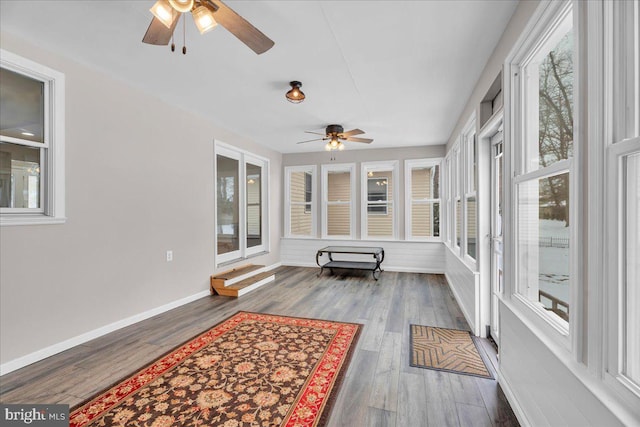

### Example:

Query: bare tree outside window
xmin=539 ymin=32 xmax=573 ymax=227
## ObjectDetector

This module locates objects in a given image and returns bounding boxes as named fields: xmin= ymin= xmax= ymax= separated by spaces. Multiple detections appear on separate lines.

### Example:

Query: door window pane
xmin=0 ymin=68 xmax=44 ymax=143
xmin=517 ymin=172 xmax=570 ymax=323
xmin=246 ymin=163 xmax=261 ymax=249
xmin=216 ymin=155 xmax=239 ymax=255
xmin=624 ymin=152 xmax=640 ymax=386
xmin=0 ymin=143 xmax=40 ymax=208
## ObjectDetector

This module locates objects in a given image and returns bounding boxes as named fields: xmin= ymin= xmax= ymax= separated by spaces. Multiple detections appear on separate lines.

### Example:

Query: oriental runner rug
xmin=409 ymin=324 xmax=493 ymax=379
xmin=70 ymin=311 xmax=361 ymax=427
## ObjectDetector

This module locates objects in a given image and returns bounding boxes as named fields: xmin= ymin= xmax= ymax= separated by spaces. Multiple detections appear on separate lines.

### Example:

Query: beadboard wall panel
xmin=281 ymin=238 xmax=444 ymax=273
xmin=444 ymin=246 xmax=480 ymax=335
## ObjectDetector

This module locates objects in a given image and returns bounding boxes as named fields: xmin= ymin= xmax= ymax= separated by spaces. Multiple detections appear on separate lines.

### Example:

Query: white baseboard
xmin=1 ymin=261 xmax=283 ymax=376
xmin=281 ymin=261 xmax=443 ymax=274
xmin=497 ymin=369 xmax=531 ymax=427
xmin=0 ymin=289 xmax=211 ymax=376
xmin=444 ymin=272 xmax=476 ymax=334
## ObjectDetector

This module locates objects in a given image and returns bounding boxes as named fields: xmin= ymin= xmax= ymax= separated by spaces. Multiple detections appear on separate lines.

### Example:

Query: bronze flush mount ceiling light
xmin=286 ymin=81 xmax=305 ymax=103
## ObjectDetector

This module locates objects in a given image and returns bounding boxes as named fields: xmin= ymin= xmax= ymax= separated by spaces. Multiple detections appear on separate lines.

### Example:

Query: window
xmin=605 ymin=0 xmax=640 ymax=403
xmin=511 ymin=3 xmax=575 ymax=330
xmin=215 ymin=143 xmax=268 ymax=264
xmin=361 ymin=161 xmax=398 ymax=239
xmin=285 ymin=165 xmax=316 ymax=238
xmin=304 ymin=172 xmax=312 ymax=213
xmin=623 ymin=150 xmax=640 ymax=390
xmin=405 ymin=158 xmax=442 ymax=240
xmin=0 ymin=50 xmax=65 ymax=225
xmin=322 ymin=163 xmax=355 ymax=239
xmin=453 ymin=146 xmax=462 ymax=251
xmin=367 ymin=177 xmax=388 ymax=214
xmin=444 ymin=155 xmax=452 ymax=245
xmin=463 ymin=120 xmax=478 ymax=261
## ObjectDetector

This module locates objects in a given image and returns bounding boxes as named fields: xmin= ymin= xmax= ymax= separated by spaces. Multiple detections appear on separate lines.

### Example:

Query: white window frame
xmin=603 ymin=0 xmax=640 ymax=410
xmin=605 ymin=137 xmax=640 ymax=403
xmin=443 ymin=154 xmax=451 ymax=246
xmin=453 ymin=143 xmax=462 ymax=254
xmin=0 ymin=49 xmax=65 ymax=226
xmin=214 ymin=141 xmax=269 ymax=265
xmin=361 ymin=160 xmax=398 ymax=240
xmin=322 ymin=163 xmax=355 ymax=239
xmin=284 ymin=165 xmax=317 ymax=238
xmin=462 ymin=116 xmax=478 ymax=266
xmin=505 ymin=0 xmax=579 ymax=348
xmin=405 ymin=158 xmax=442 ymax=242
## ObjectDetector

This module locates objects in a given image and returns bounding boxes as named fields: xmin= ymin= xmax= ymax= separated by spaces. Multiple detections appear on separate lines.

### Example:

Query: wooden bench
xmin=316 ymin=246 xmax=385 ymax=280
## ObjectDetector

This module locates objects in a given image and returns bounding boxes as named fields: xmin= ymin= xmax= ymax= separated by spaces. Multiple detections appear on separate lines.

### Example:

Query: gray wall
xmin=0 ymin=32 xmax=282 ymax=366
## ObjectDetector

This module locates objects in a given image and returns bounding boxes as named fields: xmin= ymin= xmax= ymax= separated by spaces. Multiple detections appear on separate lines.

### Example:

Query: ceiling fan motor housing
xmin=326 ymin=124 xmax=344 ymax=136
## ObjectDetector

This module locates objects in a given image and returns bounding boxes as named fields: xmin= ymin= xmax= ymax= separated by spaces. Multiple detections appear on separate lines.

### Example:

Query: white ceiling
xmin=0 ymin=1 xmax=518 ymax=153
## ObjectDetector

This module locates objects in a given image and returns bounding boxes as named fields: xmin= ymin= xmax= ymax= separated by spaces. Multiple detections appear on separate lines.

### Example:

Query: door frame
xmin=478 ymin=110 xmax=504 ymax=343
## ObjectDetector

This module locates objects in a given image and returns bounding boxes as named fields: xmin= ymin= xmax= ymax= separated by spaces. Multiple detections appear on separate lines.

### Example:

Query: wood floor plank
xmin=456 ymin=402 xmax=494 ymax=427
xmin=327 ymin=349 xmax=378 ymax=427
xmin=396 ymin=372 xmax=428 ymax=427
xmin=0 ymin=267 xmax=518 ymax=427
xmin=423 ymin=369 xmax=461 ymax=427
xmin=369 ymin=332 xmax=402 ymax=411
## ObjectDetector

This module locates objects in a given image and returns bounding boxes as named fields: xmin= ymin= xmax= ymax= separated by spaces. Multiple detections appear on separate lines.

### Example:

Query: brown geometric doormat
xmin=70 ymin=312 xmax=362 ymax=427
xmin=409 ymin=324 xmax=493 ymax=379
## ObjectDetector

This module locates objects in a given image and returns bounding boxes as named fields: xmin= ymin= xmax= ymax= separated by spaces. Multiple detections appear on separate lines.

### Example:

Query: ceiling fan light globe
xmin=150 ymin=0 xmax=178 ymax=28
xmin=192 ymin=5 xmax=217 ymax=34
xmin=338 ymin=142 xmax=345 ymax=150
xmin=325 ymin=143 xmax=331 ymax=151
xmin=168 ymin=0 xmax=194 ymax=13
xmin=330 ymin=138 xmax=338 ymax=147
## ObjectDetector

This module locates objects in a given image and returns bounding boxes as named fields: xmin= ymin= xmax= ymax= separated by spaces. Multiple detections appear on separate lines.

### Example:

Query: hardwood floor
xmin=0 ymin=266 xmax=519 ymax=426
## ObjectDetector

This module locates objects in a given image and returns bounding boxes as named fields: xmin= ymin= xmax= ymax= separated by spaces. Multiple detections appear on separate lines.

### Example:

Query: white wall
xmin=444 ymin=246 xmax=479 ymax=335
xmin=282 ymin=238 xmax=444 ymax=274
xmin=0 ymin=32 xmax=282 ymax=369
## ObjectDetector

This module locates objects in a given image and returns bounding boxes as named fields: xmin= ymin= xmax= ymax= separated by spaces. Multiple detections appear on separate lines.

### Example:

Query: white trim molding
xmin=0 ymin=49 xmax=66 ymax=226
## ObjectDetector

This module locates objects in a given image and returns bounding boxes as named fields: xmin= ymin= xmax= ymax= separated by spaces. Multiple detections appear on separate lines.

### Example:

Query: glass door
xmin=490 ymin=131 xmax=504 ymax=341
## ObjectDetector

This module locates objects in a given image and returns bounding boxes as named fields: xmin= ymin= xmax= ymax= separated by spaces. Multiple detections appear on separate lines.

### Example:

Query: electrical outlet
xmin=166 ymin=250 xmax=173 ymax=262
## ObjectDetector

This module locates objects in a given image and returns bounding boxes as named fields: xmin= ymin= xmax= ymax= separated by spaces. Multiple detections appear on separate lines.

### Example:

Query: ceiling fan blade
xmin=296 ymin=138 xmax=325 ymax=144
xmin=142 ymin=17 xmax=179 ymax=45
xmin=341 ymin=128 xmax=365 ymax=137
xmin=345 ymin=137 xmax=374 ymax=143
xmin=208 ymin=0 xmax=275 ymax=54
xmin=304 ymin=131 xmax=327 ymax=136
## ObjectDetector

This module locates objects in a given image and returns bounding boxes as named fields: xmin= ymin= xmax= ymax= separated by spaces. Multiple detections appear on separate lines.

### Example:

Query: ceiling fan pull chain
xmin=171 ymin=33 xmax=175 ymax=52
xmin=182 ymin=14 xmax=187 ymax=55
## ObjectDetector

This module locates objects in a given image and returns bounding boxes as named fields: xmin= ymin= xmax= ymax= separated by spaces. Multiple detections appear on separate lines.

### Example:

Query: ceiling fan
xmin=297 ymin=124 xmax=373 ymax=151
xmin=143 ymin=0 xmax=274 ymax=55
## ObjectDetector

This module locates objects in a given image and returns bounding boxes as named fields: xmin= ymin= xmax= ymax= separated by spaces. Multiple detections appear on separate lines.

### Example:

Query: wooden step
xmin=210 ymin=264 xmax=265 ymax=288
xmin=211 ymin=271 xmax=275 ymax=297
